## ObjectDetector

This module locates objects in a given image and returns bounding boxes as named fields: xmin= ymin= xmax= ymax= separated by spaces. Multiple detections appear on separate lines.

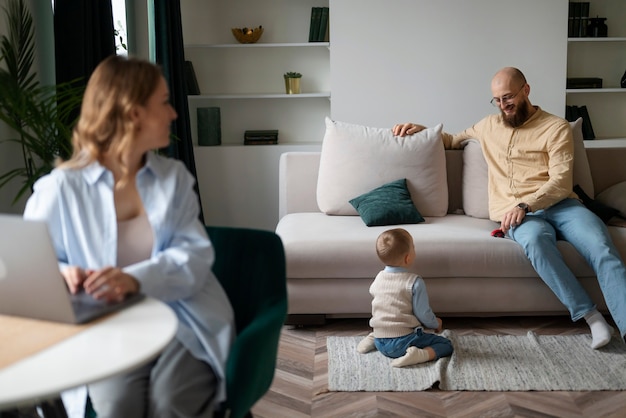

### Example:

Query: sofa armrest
xmin=278 ymin=152 xmax=321 ymax=218
xmin=586 ymin=147 xmax=626 ymax=196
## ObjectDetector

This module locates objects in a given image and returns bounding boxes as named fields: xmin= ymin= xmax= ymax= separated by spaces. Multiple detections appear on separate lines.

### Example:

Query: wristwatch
xmin=516 ymin=203 xmax=530 ymax=213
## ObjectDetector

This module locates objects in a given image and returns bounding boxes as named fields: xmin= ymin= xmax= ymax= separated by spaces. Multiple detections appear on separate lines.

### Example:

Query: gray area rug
xmin=327 ymin=331 xmax=626 ymax=391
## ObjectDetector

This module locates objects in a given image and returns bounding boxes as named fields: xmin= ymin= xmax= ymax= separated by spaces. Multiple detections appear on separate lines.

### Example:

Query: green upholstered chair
xmin=206 ymin=226 xmax=288 ymax=418
xmin=75 ymin=226 xmax=286 ymax=418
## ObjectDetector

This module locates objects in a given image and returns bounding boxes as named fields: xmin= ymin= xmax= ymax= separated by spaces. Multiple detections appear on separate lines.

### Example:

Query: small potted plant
xmin=283 ymin=72 xmax=302 ymax=94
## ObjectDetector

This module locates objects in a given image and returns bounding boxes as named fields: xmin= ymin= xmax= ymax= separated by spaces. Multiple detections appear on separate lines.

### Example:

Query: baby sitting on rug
xmin=357 ymin=228 xmax=454 ymax=367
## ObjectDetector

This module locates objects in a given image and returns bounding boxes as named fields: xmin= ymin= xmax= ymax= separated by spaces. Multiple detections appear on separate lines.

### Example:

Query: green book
xmin=317 ymin=7 xmax=329 ymax=42
xmin=309 ymin=7 xmax=322 ymax=42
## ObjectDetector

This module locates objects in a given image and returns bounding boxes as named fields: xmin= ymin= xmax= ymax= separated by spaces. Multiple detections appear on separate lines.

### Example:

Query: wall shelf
xmin=185 ymin=42 xmax=330 ymax=48
xmin=565 ymin=0 xmax=626 ymax=141
xmin=567 ymin=37 xmax=626 ymax=42
xmin=189 ymin=92 xmax=331 ymax=100
xmin=566 ymin=88 xmax=626 ymax=93
xmin=183 ymin=0 xmax=330 ymax=148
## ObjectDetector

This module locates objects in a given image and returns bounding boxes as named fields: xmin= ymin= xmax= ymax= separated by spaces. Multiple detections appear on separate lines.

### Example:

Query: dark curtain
xmin=152 ymin=0 xmax=204 ymax=223
xmin=53 ymin=0 xmax=116 ymax=135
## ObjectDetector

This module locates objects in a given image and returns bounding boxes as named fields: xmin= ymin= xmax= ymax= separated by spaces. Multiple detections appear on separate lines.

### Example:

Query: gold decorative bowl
xmin=231 ymin=26 xmax=264 ymax=44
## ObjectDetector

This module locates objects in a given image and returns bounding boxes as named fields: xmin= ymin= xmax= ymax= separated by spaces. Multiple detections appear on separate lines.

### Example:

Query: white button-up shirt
xmin=23 ymin=151 xmax=234 ymax=406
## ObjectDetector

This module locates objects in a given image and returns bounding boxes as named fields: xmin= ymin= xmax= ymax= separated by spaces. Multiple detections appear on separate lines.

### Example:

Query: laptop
xmin=0 ymin=214 xmax=144 ymax=324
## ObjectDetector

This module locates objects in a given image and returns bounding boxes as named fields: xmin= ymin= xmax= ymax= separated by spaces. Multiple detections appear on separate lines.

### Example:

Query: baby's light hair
xmin=376 ymin=228 xmax=413 ymax=266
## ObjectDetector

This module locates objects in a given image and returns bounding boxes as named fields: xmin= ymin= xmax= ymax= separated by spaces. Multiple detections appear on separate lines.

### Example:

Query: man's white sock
xmin=584 ymin=310 xmax=614 ymax=349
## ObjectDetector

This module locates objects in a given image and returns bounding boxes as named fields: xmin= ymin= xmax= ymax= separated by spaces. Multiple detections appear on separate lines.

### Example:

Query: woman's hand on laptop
xmin=62 ymin=266 xmax=93 ymax=294
xmin=82 ymin=267 xmax=141 ymax=303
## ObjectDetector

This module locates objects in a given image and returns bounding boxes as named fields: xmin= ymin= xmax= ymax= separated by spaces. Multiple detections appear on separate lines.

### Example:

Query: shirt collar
xmin=384 ymin=266 xmax=408 ymax=273
xmin=81 ymin=151 xmax=163 ymax=185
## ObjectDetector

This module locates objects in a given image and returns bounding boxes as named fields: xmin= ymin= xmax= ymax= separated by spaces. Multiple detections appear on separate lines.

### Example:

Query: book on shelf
xmin=566 ymin=77 xmax=602 ymax=89
xmin=244 ymin=129 xmax=278 ymax=139
xmin=184 ymin=61 xmax=200 ymax=95
xmin=308 ymin=7 xmax=329 ymax=42
xmin=317 ymin=7 xmax=329 ymax=42
xmin=567 ymin=2 xmax=589 ymax=38
xmin=578 ymin=2 xmax=589 ymax=37
xmin=244 ymin=129 xmax=279 ymax=145
xmin=244 ymin=139 xmax=278 ymax=145
xmin=308 ymin=7 xmax=322 ymax=42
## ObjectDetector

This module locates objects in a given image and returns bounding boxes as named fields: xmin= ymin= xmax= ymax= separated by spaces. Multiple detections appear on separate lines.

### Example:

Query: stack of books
xmin=568 ymin=2 xmax=590 ymax=37
xmin=566 ymin=77 xmax=602 ymax=89
xmin=308 ymin=7 xmax=329 ymax=42
xmin=244 ymin=130 xmax=278 ymax=145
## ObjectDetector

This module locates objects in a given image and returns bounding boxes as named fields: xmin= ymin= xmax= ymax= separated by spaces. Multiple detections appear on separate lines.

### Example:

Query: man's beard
xmin=502 ymin=102 xmax=530 ymax=128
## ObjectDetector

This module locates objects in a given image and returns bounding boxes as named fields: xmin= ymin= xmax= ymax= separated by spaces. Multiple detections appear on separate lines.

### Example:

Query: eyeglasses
xmin=490 ymin=84 xmax=526 ymax=107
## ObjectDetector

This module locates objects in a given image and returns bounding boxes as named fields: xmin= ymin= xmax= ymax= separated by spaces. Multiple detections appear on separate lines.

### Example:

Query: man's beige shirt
xmin=442 ymin=107 xmax=577 ymax=222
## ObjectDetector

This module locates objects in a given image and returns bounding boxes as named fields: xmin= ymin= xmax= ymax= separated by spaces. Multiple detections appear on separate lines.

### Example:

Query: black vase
xmin=587 ymin=17 xmax=608 ymax=37
xmin=622 ymin=69 xmax=626 ymax=88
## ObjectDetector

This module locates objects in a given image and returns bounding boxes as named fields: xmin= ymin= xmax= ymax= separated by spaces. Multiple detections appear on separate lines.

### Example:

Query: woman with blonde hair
xmin=24 ymin=54 xmax=234 ymax=417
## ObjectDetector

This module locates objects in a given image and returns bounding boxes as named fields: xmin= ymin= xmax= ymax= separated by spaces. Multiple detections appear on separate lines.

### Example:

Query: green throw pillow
xmin=349 ymin=179 xmax=425 ymax=227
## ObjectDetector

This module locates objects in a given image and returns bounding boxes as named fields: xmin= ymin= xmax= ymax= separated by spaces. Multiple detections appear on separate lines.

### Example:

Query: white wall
xmin=194 ymin=144 xmax=321 ymax=230
xmin=179 ymin=0 xmax=571 ymax=230
xmin=330 ymin=0 xmax=569 ymax=133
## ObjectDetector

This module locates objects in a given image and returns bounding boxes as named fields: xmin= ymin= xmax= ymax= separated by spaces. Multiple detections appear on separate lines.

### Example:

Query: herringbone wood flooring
xmin=251 ymin=316 xmax=626 ymax=418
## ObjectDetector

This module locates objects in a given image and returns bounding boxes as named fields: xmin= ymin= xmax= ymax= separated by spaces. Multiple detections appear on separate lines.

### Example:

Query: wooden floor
xmin=251 ymin=316 xmax=626 ymax=418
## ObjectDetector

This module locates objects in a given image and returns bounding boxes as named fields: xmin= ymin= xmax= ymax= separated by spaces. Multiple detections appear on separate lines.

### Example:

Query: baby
xmin=357 ymin=228 xmax=453 ymax=367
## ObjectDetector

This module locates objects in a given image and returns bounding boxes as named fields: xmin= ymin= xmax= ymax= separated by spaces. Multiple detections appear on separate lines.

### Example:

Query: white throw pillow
xmin=317 ymin=117 xmax=448 ymax=216
xmin=462 ymin=139 xmax=489 ymax=219
xmin=596 ymin=181 xmax=626 ymax=219
xmin=571 ymin=117 xmax=594 ymax=197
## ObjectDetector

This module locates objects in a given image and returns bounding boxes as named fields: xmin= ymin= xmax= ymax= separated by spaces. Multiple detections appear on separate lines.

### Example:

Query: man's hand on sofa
xmin=392 ymin=123 xmax=427 ymax=137
xmin=501 ymin=205 xmax=529 ymax=234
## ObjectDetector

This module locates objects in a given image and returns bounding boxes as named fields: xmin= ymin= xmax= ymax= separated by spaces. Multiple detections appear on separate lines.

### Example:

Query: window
xmin=112 ymin=0 xmax=128 ymax=55
xmin=50 ymin=0 xmax=127 ymax=55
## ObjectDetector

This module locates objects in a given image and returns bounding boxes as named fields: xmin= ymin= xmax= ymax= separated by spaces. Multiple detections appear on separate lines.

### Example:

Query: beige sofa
xmin=275 ymin=118 xmax=626 ymax=325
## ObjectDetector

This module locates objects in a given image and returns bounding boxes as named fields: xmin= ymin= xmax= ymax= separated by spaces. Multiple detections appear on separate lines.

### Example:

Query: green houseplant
xmin=0 ymin=0 xmax=84 ymax=203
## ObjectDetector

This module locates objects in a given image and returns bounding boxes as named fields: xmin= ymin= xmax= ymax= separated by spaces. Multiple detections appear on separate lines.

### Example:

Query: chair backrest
xmin=206 ymin=226 xmax=287 ymax=418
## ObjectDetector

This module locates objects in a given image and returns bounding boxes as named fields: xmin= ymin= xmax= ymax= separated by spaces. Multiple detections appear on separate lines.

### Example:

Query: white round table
xmin=0 ymin=297 xmax=177 ymax=412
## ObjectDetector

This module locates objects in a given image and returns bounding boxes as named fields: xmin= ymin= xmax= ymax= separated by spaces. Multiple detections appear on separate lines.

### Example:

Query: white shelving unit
xmin=180 ymin=0 xmax=330 ymax=229
xmin=566 ymin=0 xmax=626 ymax=140
xmin=182 ymin=1 xmax=330 ymax=146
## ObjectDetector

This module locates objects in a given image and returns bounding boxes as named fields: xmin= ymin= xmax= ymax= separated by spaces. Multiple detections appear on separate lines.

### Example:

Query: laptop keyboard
xmin=70 ymin=291 xmax=109 ymax=308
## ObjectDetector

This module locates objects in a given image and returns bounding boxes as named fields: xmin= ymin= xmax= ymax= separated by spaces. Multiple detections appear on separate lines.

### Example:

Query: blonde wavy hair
xmin=60 ymin=55 xmax=163 ymax=186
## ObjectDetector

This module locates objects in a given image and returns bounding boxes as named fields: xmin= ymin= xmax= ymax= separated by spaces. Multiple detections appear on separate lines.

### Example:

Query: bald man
xmin=393 ymin=67 xmax=626 ymax=349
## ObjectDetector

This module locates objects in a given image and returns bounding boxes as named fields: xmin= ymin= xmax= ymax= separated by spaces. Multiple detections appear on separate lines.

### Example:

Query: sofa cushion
xmin=462 ymin=139 xmax=489 ymax=219
xmin=571 ymin=117 xmax=594 ymax=198
xmin=460 ymin=118 xmax=592 ymax=219
xmin=317 ymin=117 xmax=448 ymax=217
xmin=596 ymin=181 xmax=626 ymax=219
xmin=349 ymin=178 xmax=425 ymax=227
xmin=276 ymin=213 xmax=607 ymax=280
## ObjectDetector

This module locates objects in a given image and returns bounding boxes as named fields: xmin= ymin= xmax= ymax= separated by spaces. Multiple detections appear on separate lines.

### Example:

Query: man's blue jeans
xmin=508 ymin=198 xmax=626 ymax=339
